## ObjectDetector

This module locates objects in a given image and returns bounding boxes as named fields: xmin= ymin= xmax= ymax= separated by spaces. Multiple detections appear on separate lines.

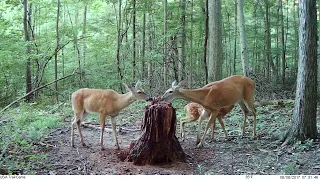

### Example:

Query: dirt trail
xmin=35 ymin=112 xmax=320 ymax=175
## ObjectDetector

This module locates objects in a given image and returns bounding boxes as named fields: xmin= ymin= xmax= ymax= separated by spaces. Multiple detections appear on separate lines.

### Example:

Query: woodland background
xmin=0 ymin=0 xmax=319 ymax=175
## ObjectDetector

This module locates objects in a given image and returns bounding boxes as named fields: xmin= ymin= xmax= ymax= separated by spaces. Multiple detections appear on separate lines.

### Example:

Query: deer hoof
xmin=115 ymin=145 xmax=120 ymax=150
xmin=196 ymin=143 xmax=204 ymax=148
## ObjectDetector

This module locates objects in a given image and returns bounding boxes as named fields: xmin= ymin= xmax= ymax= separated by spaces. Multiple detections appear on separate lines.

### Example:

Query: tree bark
xmin=178 ymin=0 xmax=186 ymax=82
xmin=203 ymin=0 xmax=209 ymax=84
xmin=237 ymin=0 xmax=249 ymax=76
xmin=132 ymin=0 xmax=136 ymax=80
xmin=188 ymin=0 xmax=194 ymax=88
xmin=142 ymin=7 xmax=146 ymax=78
xmin=208 ymin=0 xmax=222 ymax=81
xmin=283 ymin=0 xmax=318 ymax=145
xmin=54 ymin=0 xmax=60 ymax=102
xmin=163 ymin=0 xmax=168 ymax=86
xmin=233 ymin=0 xmax=237 ymax=75
xmin=116 ymin=0 xmax=124 ymax=92
xmin=126 ymin=101 xmax=186 ymax=165
xmin=23 ymin=0 xmax=33 ymax=102
xmin=82 ymin=5 xmax=87 ymax=83
xmin=280 ymin=0 xmax=286 ymax=85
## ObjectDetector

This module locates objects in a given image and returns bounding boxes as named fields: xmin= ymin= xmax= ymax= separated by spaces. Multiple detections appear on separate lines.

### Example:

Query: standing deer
xmin=180 ymin=102 xmax=236 ymax=140
xmin=71 ymin=81 xmax=150 ymax=150
xmin=162 ymin=75 xmax=257 ymax=148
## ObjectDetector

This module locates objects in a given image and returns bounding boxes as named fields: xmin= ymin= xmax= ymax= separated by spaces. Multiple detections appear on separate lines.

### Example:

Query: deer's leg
xmin=239 ymin=101 xmax=249 ymax=138
xmin=71 ymin=116 xmax=77 ymax=148
xmin=99 ymin=114 xmax=107 ymax=150
xmin=211 ymin=117 xmax=216 ymax=140
xmin=180 ymin=116 xmax=198 ymax=140
xmin=216 ymin=116 xmax=228 ymax=139
xmin=196 ymin=110 xmax=210 ymax=145
xmin=197 ymin=110 xmax=218 ymax=148
xmin=71 ymin=110 xmax=87 ymax=147
xmin=110 ymin=116 xmax=120 ymax=150
xmin=245 ymin=100 xmax=257 ymax=138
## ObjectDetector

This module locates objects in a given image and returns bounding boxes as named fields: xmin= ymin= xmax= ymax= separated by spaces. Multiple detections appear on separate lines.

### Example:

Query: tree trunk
xmin=116 ymin=0 xmax=124 ymax=92
xmin=82 ymin=5 xmax=87 ymax=83
xmin=178 ymin=0 xmax=186 ymax=82
xmin=276 ymin=1 xmax=280 ymax=81
xmin=142 ymin=8 xmax=146 ymax=78
xmin=208 ymin=0 xmax=222 ymax=81
xmin=203 ymin=0 xmax=209 ymax=84
xmin=23 ymin=0 xmax=33 ymax=102
xmin=54 ymin=0 xmax=60 ymax=102
xmin=280 ymin=0 xmax=286 ymax=85
xmin=132 ymin=0 xmax=136 ymax=80
xmin=163 ymin=0 xmax=168 ymax=86
xmin=283 ymin=0 xmax=318 ymax=145
xmin=126 ymin=101 xmax=186 ymax=165
xmin=233 ymin=0 xmax=237 ymax=75
xmin=237 ymin=0 xmax=249 ymax=76
xmin=188 ymin=0 xmax=194 ymax=88
xmin=147 ymin=12 xmax=153 ymax=89
xmin=265 ymin=0 xmax=276 ymax=80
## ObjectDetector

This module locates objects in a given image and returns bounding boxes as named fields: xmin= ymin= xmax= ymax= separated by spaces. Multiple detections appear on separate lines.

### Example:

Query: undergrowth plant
xmin=0 ymin=102 xmax=69 ymax=174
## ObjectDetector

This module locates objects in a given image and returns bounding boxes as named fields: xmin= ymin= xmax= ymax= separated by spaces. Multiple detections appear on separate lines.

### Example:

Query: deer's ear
xmin=123 ymin=83 xmax=133 ymax=92
xmin=135 ymin=80 xmax=142 ymax=89
xmin=171 ymin=80 xmax=177 ymax=87
xmin=178 ymin=80 xmax=187 ymax=87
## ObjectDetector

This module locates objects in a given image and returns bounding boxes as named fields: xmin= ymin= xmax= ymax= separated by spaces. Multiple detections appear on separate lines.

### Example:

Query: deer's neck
xmin=178 ymin=88 xmax=209 ymax=106
xmin=116 ymin=92 xmax=135 ymax=110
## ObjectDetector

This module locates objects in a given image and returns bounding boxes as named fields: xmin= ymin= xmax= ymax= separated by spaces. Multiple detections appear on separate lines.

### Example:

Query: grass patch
xmin=0 ymin=102 xmax=69 ymax=174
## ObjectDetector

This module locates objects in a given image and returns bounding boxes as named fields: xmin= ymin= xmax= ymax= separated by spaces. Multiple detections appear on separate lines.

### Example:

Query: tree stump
xmin=125 ymin=100 xmax=186 ymax=165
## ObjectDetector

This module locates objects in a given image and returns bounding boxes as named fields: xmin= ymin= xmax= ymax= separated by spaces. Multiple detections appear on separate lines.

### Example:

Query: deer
xmin=70 ymin=81 xmax=150 ymax=150
xmin=161 ymin=75 xmax=256 ymax=148
xmin=180 ymin=102 xmax=236 ymax=141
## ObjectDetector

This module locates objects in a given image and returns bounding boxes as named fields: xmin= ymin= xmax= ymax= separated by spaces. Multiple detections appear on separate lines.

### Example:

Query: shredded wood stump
xmin=125 ymin=98 xmax=186 ymax=165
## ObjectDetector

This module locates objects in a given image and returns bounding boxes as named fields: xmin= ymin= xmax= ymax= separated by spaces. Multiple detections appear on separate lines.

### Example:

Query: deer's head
xmin=161 ymin=80 xmax=187 ymax=101
xmin=123 ymin=80 xmax=150 ymax=101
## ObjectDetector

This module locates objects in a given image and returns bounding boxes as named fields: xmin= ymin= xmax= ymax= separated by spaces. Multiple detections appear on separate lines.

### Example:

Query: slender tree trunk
xmin=23 ymin=0 xmax=33 ymax=102
xmin=178 ymin=0 xmax=186 ymax=81
xmin=62 ymin=5 xmax=65 ymax=86
xmin=54 ymin=0 xmax=60 ymax=102
xmin=188 ymin=0 xmax=194 ymax=88
xmin=132 ymin=0 xmax=136 ymax=80
xmin=203 ymin=0 xmax=209 ymax=84
xmin=276 ymin=2 xmax=280 ymax=81
xmin=265 ymin=0 xmax=275 ymax=80
xmin=82 ymin=5 xmax=87 ymax=82
xmin=116 ymin=0 xmax=124 ymax=92
xmin=283 ymin=0 xmax=318 ymax=144
xmin=237 ymin=0 xmax=249 ymax=76
xmin=163 ymin=0 xmax=168 ymax=85
xmin=147 ymin=12 xmax=153 ymax=89
xmin=280 ymin=0 xmax=286 ymax=85
xmin=208 ymin=0 xmax=222 ymax=81
xmin=293 ymin=1 xmax=298 ymax=75
xmin=233 ymin=0 xmax=237 ymax=75
xmin=74 ymin=8 xmax=81 ymax=87
xmin=142 ymin=8 xmax=146 ymax=78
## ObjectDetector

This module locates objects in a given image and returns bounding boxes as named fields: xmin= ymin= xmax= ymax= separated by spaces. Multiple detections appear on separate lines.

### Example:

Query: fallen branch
xmin=81 ymin=122 xmax=141 ymax=133
xmin=0 ymin=69 xmax=77 ymax=114
xmin=81 ymin=122 xmax=117 ymax=133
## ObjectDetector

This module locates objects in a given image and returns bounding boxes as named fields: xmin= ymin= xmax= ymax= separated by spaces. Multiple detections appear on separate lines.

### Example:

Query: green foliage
xmin=0 ymin=103 xmax=64 ymax=174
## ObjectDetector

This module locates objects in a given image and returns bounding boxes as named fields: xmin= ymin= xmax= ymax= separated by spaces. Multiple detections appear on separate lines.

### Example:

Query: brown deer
xmin=180 ymin=102 xmax=236 ymax=140
xmin=162 ymin=75 xmax=256 ymax=148
xmin=71 ymin=81 xmax=150 ymax=150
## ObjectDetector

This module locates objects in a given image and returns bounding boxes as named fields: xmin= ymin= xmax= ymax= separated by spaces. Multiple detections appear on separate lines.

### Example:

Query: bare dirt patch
xmin=33 ymin=106 xmax=320 ymax=175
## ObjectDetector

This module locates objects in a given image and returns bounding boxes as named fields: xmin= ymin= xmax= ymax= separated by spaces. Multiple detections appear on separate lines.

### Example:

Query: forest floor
xmin=28 ymin=100 xmax=320 ymax=175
